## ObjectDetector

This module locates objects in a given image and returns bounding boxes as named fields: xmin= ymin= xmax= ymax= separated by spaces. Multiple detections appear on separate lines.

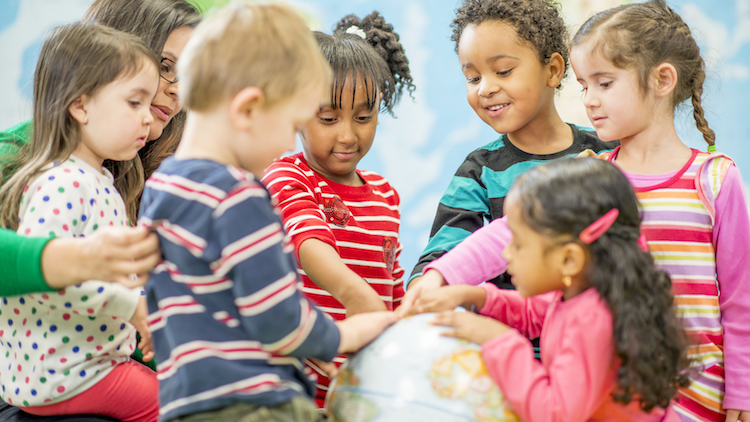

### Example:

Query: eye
xmin=466 ymin=75 xmax=480 ymax=83
xmin=318 ymin=116 xmax=336 ymax=124
xmin=129 ymin=101 xmax=141 ymax=107
xmin=497 ymin=69 xmax=512 ymax=76
xmin=356 ymin=114 xmax=374 ymax=123
xmin=600 ymin=81 xmax=612 ymax=88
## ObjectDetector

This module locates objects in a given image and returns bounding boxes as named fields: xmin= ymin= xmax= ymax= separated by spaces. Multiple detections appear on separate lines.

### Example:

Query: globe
xmin=326 ymin=312 xmax=520 ymax=422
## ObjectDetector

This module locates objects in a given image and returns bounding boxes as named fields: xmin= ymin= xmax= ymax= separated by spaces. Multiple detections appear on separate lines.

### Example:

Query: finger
xmin=128 ymin=252 xmax=161 ymax=275
xmin=725 ymin=410 xmax=739 ymax=422
xmin=129 ymin=233 xmax=160 ymax=260
xmin=142 ymin=351 xmax=154 ymax=362
xmin=430 ymin=311 xmax=456 ymax=326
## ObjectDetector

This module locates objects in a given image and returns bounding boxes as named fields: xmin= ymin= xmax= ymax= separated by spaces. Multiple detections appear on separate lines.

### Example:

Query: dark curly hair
xmin=451 ymin=0 xmax=569 ymax=89
xmin=313 ymin=11 xmax=415 ymax=115
xmin=509 ymin=158 xmax=692 ymax=411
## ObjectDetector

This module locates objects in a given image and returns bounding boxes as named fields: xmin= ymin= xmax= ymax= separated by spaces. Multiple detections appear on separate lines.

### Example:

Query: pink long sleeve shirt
xmin=425 ymin=164 xmax=750 ymax=411
xmin=479 ymin=285 xmax=678 ymax=422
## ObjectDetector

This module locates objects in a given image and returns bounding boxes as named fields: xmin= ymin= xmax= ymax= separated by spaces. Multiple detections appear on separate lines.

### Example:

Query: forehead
xmin=328 ymin=71 xmax=377 ymax=109
xmin=458 ymin=21 xmax=536 ymax=61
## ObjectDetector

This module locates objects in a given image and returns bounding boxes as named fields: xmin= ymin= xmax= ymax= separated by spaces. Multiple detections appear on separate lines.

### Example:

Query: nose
xmin=164 ymin=78 xmax=179 ymax=100
xmin=501 ymin=244 xmax=511 ymax=263
xmin=337 ymin=120 xmax=356 ymax=146
xmin=582 ymin=89 xmax=599 ymax=109
xmin=143 ymin=107 xmax=154 ymax=125
xmin=477 ymin=78 xmax=499 ymax=98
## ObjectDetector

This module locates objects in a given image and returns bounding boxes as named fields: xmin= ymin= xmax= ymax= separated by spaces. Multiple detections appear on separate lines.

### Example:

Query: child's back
xmin=140 ymin=157 xmax=341 ymax=419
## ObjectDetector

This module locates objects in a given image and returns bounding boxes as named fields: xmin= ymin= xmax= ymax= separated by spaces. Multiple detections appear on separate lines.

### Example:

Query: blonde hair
xmin=0 ymin=22 xmax=159 ymax=229
xmin=571 ymin=0 xmax=715 ymax=147
xmin=178 ymin=1 xmax=332 ymax=112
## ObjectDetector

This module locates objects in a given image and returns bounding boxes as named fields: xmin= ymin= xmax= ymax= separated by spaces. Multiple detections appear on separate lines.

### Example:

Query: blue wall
xmin=1 ymin=0 xmax=747 ymax=276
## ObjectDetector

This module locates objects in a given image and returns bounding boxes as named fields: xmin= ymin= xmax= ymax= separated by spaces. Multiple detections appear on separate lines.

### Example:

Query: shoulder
xmin=262 ymin=154 xmax=316 ymax=187
xmin=565 ymin=289 xmax=613 ymax=330
xmin=25 ymin=159 xmax=100 ymax=197
xmin=360 ymin=169 xmax=400 ymax=203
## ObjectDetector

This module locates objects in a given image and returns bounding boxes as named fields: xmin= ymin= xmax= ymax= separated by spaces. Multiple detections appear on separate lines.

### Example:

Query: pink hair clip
xmin=579 ymin=209 xmax=619 ymax=244
xmin=637 ymin=234 xmax=649 ymax=253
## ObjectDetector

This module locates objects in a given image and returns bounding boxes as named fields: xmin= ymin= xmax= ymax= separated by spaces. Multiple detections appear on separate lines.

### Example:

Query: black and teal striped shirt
xmin=410 ymin=124 xmax=618 ymax=287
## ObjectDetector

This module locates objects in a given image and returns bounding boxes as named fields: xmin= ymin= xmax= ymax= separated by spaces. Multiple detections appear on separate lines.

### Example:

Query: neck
xmin=175 ymin=109 xmax=240 ymax=169
xmin=506 ymin=102 xmax=572 ymax=155
xmin=72 ymin=142 xmax=104 ymax=171
xmin=614 ymin=112 xmax=691 ymax=174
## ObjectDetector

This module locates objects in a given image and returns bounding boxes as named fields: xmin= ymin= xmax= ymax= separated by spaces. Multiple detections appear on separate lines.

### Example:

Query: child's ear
xmin=230 ymin=87 xmax=265 ymax=131
xmin=559 ymin=242 xmax=586 ymax=278
xmin=651 ymin=62 xmax=678 ymax=98
xmin=68 ymin=96 xmax=89 ymax=125
xmin=546 ymin=52 xmax=566 ymax=89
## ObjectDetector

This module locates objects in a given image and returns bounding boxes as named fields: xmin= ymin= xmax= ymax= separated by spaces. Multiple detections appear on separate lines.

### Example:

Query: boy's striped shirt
xmin=140 ymin=157 xmax=340 ymax=421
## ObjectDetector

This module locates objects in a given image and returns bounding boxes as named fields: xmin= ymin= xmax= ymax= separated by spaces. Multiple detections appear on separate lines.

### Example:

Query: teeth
xmin=487 ymin=104 xmax=507 ymax=111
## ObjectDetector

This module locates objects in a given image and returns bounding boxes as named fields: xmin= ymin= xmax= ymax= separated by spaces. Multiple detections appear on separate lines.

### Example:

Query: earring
xmin=82 ymin=117 xmax=88 ymax=124
xmin=562 ymin=275 xmax=572 ymax=287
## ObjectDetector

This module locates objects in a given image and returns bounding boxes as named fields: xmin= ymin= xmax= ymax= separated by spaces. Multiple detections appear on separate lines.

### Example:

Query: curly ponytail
xmin=510 ymin=157 xmax=691 ymax=411
xmin=313 ymin=11 xmax=415 ymax=115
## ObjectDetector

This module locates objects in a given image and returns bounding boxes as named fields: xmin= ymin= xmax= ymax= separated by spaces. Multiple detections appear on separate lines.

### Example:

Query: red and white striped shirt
xmin=262 ymin=153 xmax=405 ymax=318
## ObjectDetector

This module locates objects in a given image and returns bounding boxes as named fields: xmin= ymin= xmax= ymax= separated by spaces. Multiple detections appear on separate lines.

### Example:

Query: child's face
xmin=502 ymin=198 xmax=565 ymax=297
xmin=458 ymin=21 xmax=555 ymax=135
xmin=570 ymin=44 xmax=653 ymax=142
xmin=240 ymin=86 xmax=322 ymax=178
xmin=148 ymin=25 xmax=193 ymax=141
xmin=299 ymin=75 xmax=378 ymax=186
xmin=76 ymin=63 xmax=159 ymax=167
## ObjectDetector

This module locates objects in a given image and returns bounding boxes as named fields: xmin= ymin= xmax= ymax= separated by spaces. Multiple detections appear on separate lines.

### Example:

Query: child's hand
xmin=130 ymin=297 xmax=154 ymax=362
xmin=336 ymin=311 xmax=399 ymax=354
xmin=408 ymin=285 xmax=485 ymax=316
xmin=397 ymin=270 xmax=446 ymax=317
xmin=725 ymin=409 xmax=750 ymax=422
xmin=306 ymin=357 xmax=339 ymax=379
xmin=432 ymin=310 xmax=509 ymax=345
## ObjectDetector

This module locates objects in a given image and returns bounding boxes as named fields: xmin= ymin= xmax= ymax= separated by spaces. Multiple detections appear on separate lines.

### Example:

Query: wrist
xmin=41 ymin=238 xmax=85 ymax=289
xmin=464 ymin=286 xmax=487 ymax=310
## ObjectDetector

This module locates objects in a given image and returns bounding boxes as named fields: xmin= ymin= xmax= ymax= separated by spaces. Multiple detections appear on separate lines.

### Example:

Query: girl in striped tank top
xmin=403 ymin=1 xmax=750 ymax=420
xmin=261 ymin=12 xmax=415 ymax=408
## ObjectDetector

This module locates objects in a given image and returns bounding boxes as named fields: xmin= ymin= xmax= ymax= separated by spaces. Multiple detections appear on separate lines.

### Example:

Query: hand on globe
xmin=432 ymin=311 xmax=510 ymax=345
xmin=336 ymin=311 xmax=400 ymax=354
xmin=398 ymin=269 xmax=446 ymax=317
xmin=410 ymin=285 xmax=486 ymax=315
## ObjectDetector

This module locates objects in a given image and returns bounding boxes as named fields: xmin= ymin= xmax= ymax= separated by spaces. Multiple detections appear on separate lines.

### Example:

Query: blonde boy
xmin=138 ymin=3 xmax=396 ymax=421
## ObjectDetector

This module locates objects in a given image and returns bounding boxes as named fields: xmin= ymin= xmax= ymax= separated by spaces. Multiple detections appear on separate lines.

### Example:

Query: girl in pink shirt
xmin=424 ymin=158 xmax=688 ymax=422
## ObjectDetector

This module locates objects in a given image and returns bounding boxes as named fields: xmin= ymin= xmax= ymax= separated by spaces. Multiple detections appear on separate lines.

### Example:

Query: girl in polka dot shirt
xmin=0 ymin=23 xmax=160 ymax=421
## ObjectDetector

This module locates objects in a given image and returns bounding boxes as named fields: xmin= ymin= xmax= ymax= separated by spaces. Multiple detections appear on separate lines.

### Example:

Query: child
xmin=425 ymin=158 xmax=690 ymax=421
xmin=570 ymin=1 xmax=750 ymax=420
xmin=138 ymin=3 xmax=397 ymax=421
xmin=0 ymin=22 xmax=160 ymax=421
xmin=408 ymin=0 xmax=616 ymax=290
xmin=259 ymin=11 xmax=413 ymax=407
xmin=405 ymin=1 xmax=750 ymax=420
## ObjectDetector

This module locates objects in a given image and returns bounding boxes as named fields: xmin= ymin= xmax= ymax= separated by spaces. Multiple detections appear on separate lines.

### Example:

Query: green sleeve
xmin=0 ymin=228 xmax=54 ymax=295
xmin=0 ymin=119 xmax=32 ymax=185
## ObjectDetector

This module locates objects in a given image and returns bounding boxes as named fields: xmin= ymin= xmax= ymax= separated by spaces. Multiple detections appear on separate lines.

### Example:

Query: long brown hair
xmin=84 ymin=0 xmax=201 ymax=219
xmin=0 ymin=22 xmax=159 ymax=229
xmin=571 ymin=0 xmax=715 ymax=147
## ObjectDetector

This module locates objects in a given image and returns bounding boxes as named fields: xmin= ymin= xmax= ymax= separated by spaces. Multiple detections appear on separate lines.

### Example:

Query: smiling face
xmin=570 ymin=43 xmax=654 ymax=142
xmin=74 ymin=62 xmax=159 ymax=168
xmin=501 ymin=197 xmax=565 ymax=297
xmin=458 ymin=21 xmax=556 ymax=135
xmin=299 ymin=75 xmax=379 ymax=186
xmin=148 ymin=25 xmax=193 ymax=141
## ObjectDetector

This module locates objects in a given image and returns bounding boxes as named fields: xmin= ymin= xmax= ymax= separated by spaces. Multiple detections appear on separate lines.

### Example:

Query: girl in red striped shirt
xmin=261 ymin=11 xmax=415 ymax=408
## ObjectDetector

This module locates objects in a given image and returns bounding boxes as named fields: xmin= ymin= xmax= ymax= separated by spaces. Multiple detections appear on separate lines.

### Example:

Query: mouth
xmin=332 ymin=151 xmax=357 ymax=160
xmin=591 ymin=116 xmax=607 ymax=127
xmin=136 ymin=136 xmax=148 ymax=148
xmin=485 ymin=103 xmax=509 ymax=117
xmin=151 ymin=105 xmax=173 ymax=121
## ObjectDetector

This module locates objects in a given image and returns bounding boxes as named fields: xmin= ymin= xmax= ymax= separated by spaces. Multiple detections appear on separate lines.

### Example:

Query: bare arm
xmin=299 ymin=238 xmax=386 ymax=316
xmin=42 ymin=226 xmax=160 ymax=289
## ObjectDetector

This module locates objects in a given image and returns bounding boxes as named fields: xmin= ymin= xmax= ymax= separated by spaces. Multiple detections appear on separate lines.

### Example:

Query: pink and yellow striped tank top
xmin=602 ymin=148 xmax=726 ymax=421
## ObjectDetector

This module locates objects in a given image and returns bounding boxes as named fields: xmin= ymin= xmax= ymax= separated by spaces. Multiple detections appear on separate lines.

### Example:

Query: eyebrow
xmin=462 ymin=54 xmax=519 ymax=70
xmin=130 ymin=87 xmax=153 ymax=96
